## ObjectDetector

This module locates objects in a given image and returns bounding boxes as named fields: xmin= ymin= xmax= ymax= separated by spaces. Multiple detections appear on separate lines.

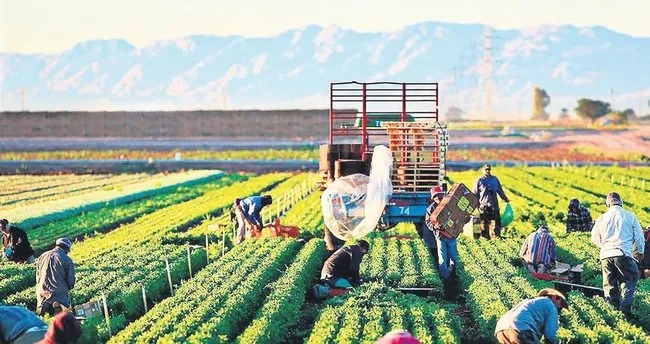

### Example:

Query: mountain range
xmin=1 ymin=21 xmax=649 ymax=119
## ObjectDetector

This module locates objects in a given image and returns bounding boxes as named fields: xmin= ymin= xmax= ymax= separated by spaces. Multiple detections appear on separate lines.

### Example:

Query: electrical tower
xmin=471 ymin=26 xmax=495 ymax=121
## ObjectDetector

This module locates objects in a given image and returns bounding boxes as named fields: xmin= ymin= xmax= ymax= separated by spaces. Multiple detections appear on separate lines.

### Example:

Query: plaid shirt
xmin=520 ymin=227 xmax=556 ymax=265
xmin=566 ymin=205 xmax=593 ymax=232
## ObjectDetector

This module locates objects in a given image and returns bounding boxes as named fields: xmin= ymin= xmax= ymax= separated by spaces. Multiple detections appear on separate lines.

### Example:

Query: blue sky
xmin=2 ymin=0 xmax=648 ymax=53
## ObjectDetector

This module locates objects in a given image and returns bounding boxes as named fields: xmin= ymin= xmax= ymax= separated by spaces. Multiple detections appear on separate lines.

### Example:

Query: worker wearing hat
xmin=591 ymin=191 xmax=644 ymax=319
xmin=473 ymin=164 xmax=510 ymax=239
xmin=565 ymin=198 xmax=593 ymax=233
xmin=415 ymin=186 xmax=445 ymax=265
xmin=1 ymin=218 xmax=35 ymax=264
xmin=494 ymin=288 xmax=569 ymax=344
xmin=425 ymin=186 xmax=460 ymax=279
xmin=36 ymin=238 xmax=76 ymax=316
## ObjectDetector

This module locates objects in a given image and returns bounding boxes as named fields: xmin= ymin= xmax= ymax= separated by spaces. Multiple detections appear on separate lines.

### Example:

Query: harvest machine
xmin=319 ymin=81 xmax=448 ymax=230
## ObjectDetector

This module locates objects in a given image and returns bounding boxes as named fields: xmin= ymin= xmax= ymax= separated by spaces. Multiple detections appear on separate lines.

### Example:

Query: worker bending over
xmin=0 ymin=305 xmax=49 ymax=344
xmin=1 ymin=219 xmax=35 ymax=264
xmin=520 ymin=224 xmax=557 ymax=274
xmin=36 ymin=238 xmax=76 ymax=316
xmin=494 ymin=288 xmax=568 ymax=344
xmin=233 ymin=195 xmax=273 ymax=244
xmin=320 ymin=240 xmax=370 ymax=288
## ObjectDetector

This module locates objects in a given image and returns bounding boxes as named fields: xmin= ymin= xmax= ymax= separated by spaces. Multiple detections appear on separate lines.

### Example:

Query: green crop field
xmin=1 ymin=166 xmax=649 ymax=343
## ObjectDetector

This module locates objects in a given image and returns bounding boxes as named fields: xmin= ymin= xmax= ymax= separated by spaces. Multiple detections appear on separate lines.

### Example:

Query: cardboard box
xmin=74 ymin=300 xmax=102 ymax=318
xmin=430 ymin=183 xmax=479 ymax=238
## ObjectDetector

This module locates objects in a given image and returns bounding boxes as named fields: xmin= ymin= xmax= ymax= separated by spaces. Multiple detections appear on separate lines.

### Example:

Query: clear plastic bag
xmin=321 ymin=145 xmax=393 ymax=240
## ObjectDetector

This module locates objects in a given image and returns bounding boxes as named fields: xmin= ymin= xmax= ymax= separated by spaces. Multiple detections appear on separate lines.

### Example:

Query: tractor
xmin=319 ymin=81 xmax=448 ymax=232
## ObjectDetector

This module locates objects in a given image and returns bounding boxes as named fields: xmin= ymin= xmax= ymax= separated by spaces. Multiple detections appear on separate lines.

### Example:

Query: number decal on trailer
xmin=398 ymin=207 xmax=410 ymax=215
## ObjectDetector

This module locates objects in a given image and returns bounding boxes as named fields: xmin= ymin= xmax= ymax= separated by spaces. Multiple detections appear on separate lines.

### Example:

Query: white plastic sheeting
xmin=321 ymin=145 xmax=394 ymax=240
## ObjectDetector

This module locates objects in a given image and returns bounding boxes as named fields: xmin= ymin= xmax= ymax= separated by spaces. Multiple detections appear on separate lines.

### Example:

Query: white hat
xmin=56 ymin=238 xmax=72 ymax=249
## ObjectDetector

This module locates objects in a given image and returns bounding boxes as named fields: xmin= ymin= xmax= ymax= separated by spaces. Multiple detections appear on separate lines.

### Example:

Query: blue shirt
xmin=473 ymin=175 xmax=508 ymax=210
xmin=240 ymin=196 xmax=265 ymax=228
xmin=0 ymin=305 xmax=47 ymax=343
xmin=495 ymin=297 xmax=559 ymax=344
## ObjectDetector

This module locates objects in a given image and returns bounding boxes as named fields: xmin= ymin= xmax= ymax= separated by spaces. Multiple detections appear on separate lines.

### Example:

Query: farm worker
xmin=1 ymin=218 xmax=35 ymax=264
xmin=37 ymin=312 xmax=83 ymax=344
xmin=494 ymin=288 xmax=568 ymax=344
xmin=473 ymin=164 xmax=510 ymax=239
xmin=520 ymin=224 xmax=556 ymax=274
xmin=415 ymin=186 xmax=445 ymax=265
xmin=591 ymin=192 xmax=644 ymax=319
xmin=565 ymin=198 xmax=593 ymax=233
xmin=233 ymin=195 xmax=273 ymax=244
xmin=0 ymin=305 xmax=49 ymax=344
xmin=36 ymin=238 xmax=76 ymax=316
xmin=635 ymin=226 xmax=650 ymax=279
xmin=375 ymin=330 xmax=421 ymax=344
xmin=320 ymin=240 xmax=370 ymax=288
xmin=424 ymin=187 xmax=460 ymax=281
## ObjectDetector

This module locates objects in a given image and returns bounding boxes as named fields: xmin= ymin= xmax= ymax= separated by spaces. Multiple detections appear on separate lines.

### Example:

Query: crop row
xmin=12 ymin=170 xmax=223 ymax=229
xmin=110 ymin=238 xmax=299 ymax=343
xmin=69 ymin=173 xmax=290 ymax=262
xmin=0 ymin=148 xmax=319 ymax=161
xmin=24 ymin=175 xmax=238 ymax=253
xmin=183 ymin=172 xmax=318 ymax=243
xmin=2 ymin=173 xmax=148 ymax=208
xmin=306 ymin=283 xmax=461 ymax=344
xmin=457 ymin=238 xmax=650 ymax=343
xmin=522 ymin=167 xmax=649 ymax=225
xmin=5 ymin=242 xmax=207 ymax=343
xmin=448 ymin=166 xmax=650 ymax=236
xmin=0 ymin=174 xmax=111 ymax=197
xmin=0 ymin=175 xmax=240 ymax=299
xmin=281 ymin=190 xmax=324 ymax=239
xmin=360 ymin=238 xmax=441 ymax=289
xmin=1 ymin=146 xmax=643 ymax=163
xmin=0 ymin=262 xmax=34 ymax=301
xmin=237 ymin=239 xmax=327 ymax=343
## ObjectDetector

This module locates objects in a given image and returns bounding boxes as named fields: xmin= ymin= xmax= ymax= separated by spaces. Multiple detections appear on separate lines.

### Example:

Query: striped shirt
xmin=520 ymin=227 xmax=556 ymax=265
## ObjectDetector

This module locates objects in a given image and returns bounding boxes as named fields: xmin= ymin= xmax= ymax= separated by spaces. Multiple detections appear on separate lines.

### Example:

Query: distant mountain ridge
xmin=1 ymin=21 xmax=649 ymax=119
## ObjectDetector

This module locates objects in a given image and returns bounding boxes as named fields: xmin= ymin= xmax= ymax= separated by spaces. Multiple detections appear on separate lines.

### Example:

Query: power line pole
xmin=484 ymin=27 xmax=494 ymax=122
xmin=21 ymin=89 xmax=25 ymax=112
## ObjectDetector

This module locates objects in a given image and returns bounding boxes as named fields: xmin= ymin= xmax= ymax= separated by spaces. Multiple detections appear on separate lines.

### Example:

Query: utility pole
xmin=484 ymin=27 xmax=494 ymax=122
xmin=21 ymin=89 xmax=25 ymax=111
xmin=610 ymin=88 xmax=615 ymax=110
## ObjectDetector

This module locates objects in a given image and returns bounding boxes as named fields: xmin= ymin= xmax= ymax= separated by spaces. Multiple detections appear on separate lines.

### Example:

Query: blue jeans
xmin=436 ymin=236 xmax=459 ymax=279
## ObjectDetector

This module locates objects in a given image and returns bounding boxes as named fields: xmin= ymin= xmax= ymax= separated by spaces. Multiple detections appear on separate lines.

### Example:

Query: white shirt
xmin=591 ymin=205 xmax=644 ymax=260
